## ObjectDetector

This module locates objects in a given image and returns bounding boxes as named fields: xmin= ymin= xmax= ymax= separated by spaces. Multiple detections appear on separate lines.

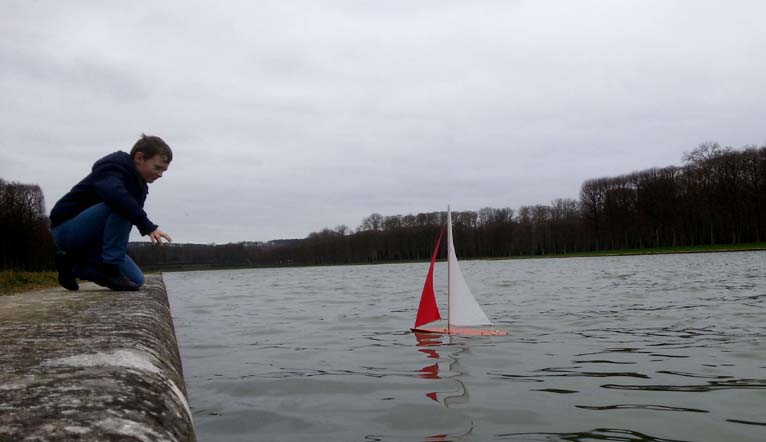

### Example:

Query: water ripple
xmin=726 ymin=419 xmax=766 ymax=427
xmin=601 ymin=379 xmax=766 ymax=392
xmin=497 ymin=428 xmax=693 ymax=441
xmin=490 ymin=368 xmax=651 ymax=381
xmin=575 ymin=404 xmax=708 ymax=413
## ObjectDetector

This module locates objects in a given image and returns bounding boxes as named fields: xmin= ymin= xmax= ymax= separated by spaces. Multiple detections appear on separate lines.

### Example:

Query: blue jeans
xmin=52 ymin=203 xmax=144 ymax=286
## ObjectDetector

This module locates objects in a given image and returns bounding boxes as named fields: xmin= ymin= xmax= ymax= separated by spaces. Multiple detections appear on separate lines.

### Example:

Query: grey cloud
xmin=4 ymin=1 xmax=766 ymax=243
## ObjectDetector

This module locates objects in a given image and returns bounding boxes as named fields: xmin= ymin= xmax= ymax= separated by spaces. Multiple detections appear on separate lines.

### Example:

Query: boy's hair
xmin=130 ymin=134 xmax=173 ymax=162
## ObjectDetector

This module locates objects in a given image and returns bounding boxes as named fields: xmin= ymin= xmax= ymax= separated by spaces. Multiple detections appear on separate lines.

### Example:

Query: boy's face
xmin=133 ymin=153 xmax=170 ymax=183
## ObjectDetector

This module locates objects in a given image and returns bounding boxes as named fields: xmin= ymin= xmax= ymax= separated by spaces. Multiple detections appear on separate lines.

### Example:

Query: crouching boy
xmin=50 ymin=134 xmax=173 ymax=291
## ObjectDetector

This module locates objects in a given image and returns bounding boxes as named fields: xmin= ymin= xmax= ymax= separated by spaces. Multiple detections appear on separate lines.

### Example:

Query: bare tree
xmin=359 ymin=213 xmax=384 ymax=231
xmin=0 ymin=179 xmax=54 ymax=270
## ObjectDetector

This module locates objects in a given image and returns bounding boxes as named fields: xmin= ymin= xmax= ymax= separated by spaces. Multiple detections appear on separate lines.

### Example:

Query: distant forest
xmin=2 ymin=142 xmax=764 ymax=272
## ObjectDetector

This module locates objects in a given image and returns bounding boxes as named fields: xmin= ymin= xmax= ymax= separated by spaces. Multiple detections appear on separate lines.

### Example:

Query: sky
xmin=2 ymin=0 xmax=765 ymax=244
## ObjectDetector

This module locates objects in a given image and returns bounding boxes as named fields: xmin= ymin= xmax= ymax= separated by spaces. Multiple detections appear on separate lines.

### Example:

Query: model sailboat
xmin=412 ymin=207 xmax=507 ymax=336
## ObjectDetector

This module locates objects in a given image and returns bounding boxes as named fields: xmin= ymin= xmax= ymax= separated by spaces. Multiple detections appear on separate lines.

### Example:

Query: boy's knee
xmin=105 ymin=210 xmax=132 ymax=231
xmin=130 ymin=272 xmax=145 ymax=287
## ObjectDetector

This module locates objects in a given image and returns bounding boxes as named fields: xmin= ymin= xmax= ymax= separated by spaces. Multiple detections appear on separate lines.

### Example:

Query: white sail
xmin=447 ymin=207 xmax=492 ymax=327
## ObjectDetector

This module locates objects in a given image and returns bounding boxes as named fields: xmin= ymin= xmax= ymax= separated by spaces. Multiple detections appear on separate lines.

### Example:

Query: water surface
xmin=166 ymin=251 xmax=766 ymax=441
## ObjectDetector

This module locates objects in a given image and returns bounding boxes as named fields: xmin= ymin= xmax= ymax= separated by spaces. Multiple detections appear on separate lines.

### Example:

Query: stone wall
xmin=0 ymin=274 xmax=196 ymax=442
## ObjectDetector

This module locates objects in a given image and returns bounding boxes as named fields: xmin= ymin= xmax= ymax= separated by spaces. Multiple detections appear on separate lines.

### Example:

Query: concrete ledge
xmin=0 ymin=274 xmax=196 ymax=442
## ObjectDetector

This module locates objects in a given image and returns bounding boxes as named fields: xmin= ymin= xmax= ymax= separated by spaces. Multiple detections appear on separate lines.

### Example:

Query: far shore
xmin=494 ymin=242 xmax=766 ymax=260
xmin=3 ymin=243 xmax=764 ymax=293
xmin=144 ymin=242 xmax=766 ymax=273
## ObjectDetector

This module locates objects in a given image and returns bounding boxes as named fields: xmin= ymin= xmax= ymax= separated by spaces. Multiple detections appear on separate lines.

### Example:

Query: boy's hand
xmin=149 ymin=229 xmax=173 ymax=246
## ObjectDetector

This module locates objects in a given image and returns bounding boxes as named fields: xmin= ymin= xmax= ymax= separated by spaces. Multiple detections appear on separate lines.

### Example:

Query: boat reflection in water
xmin=414 ymin=331 xmax=475 ymax=441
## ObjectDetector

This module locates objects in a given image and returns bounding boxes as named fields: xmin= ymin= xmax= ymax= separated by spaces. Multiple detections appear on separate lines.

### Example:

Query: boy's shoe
xmin=90 ymin=262 xmax=140 ymax=292
xmin=54 ymin=251 xmax=79 ymax=291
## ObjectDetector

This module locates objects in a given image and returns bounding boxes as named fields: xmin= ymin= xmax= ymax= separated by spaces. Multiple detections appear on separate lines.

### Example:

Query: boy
xmin=50 ymin=134 xmax=173 ymax=291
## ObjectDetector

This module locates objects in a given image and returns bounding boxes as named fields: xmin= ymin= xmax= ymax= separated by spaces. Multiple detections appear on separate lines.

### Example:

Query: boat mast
xmin=447 ymin=205 xmax=452 ymax=333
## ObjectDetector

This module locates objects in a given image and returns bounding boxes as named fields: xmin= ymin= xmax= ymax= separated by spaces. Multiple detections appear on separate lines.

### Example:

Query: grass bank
xmin=0 ymin=271 xmax=58 ymax=295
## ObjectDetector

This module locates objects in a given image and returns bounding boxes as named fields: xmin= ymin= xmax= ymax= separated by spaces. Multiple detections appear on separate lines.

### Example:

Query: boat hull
xmin=411 ymin=326 xmax=508 ymax=336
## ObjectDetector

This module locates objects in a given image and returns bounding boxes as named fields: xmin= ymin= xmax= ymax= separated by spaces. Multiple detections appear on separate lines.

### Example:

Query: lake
xmin=165 ymin=251 xmax=766 ymax=442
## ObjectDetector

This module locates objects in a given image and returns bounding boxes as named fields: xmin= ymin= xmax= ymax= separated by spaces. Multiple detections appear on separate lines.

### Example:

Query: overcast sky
xmin=2 ymin=1 xmax=765 ymax=244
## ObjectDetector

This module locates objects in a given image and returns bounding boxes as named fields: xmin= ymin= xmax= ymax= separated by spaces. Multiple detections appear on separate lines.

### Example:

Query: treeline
xmin=580 ymin=142 xmax=766 ymax=249
xmin=2 ymin=142 xmax=765 ymax=272
xmin=129 ymin=142 xmax=766 ymax=270
xmin=0 ymin=179 xmax=55 ymax=271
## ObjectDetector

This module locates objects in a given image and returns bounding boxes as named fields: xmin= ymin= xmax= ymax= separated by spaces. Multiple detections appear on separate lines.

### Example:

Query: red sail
xmin=413 ymin=227 xmax=445 ymax=329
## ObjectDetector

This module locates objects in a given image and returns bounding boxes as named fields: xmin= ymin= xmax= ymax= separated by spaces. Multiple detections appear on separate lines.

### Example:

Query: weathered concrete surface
xmin=0 ymin=274 xmax=195 ymax=442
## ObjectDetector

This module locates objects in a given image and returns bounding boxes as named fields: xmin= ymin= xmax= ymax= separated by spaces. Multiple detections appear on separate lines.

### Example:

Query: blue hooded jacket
xmin=50 ymin=151 xmax=158 ymax=235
